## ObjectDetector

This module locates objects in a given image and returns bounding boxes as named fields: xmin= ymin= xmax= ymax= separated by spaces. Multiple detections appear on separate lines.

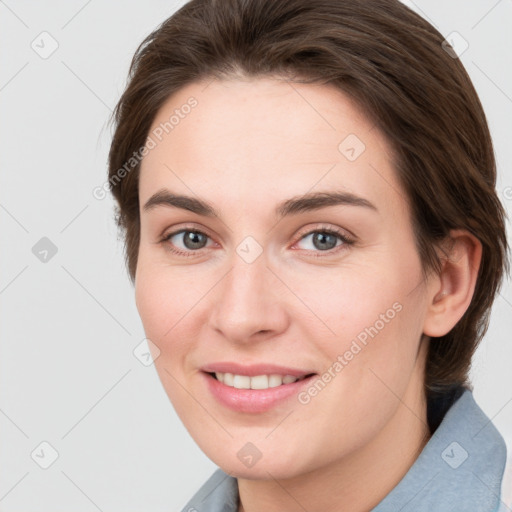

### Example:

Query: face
xmin=135 ymin=77 xmax=433 ymax=479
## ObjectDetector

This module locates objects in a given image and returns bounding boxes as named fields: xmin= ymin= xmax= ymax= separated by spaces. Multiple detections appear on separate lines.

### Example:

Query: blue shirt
xmin=180 ymin=387 xmax=510 ymax=512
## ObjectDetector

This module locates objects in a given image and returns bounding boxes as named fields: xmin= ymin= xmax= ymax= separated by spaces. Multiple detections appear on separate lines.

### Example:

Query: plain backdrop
xmin=1 ymin=0 xmax=511 ymax=510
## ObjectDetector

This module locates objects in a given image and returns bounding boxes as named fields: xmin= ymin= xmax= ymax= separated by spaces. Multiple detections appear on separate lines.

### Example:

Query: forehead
xmin=139 ymin=77 xmax=406 ymax=218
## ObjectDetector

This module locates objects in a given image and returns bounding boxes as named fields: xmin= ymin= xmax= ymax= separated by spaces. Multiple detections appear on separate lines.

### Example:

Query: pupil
xmin=314 ymin=232 xmax=337 ymax=250
xmin=184 ymin=231 xmax=206 ymax=249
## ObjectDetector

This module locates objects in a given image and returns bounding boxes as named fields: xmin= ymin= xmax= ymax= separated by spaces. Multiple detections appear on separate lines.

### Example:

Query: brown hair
xmin=107 ymin=0 xmax=509 ymax=400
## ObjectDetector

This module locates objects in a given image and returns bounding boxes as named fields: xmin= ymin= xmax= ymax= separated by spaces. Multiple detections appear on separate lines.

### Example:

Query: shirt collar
xmin=372 ymin=387 xmax=507 ymax=511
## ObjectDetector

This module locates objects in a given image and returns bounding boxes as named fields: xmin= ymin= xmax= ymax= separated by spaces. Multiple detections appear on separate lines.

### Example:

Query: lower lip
xmin=202 ymin=372 xmax=316 ymax=413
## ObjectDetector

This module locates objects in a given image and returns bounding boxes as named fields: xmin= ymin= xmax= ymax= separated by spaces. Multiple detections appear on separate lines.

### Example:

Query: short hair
xmin=107 ymin=0 xmax=509 ymax=400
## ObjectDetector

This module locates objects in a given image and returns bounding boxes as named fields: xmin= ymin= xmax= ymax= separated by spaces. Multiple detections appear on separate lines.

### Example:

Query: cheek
xmin=134 ymin=258 xmax=195 ymax=361
xmin=293 ymin=285 xmax=425 ymax=446
xmin=287 ymin=262 xmax=404 ymax=341
xmin=135 ymin=266 xmax=198 ymax=408
xmin=298 ymin=254 xmax=425 ymax=376
xmin=135 ymin=247 xmax=202 ymax=333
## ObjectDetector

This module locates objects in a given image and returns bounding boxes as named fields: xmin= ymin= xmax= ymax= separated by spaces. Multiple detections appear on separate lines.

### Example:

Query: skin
xmin=135 ymin=77 xmax=482 ymax=512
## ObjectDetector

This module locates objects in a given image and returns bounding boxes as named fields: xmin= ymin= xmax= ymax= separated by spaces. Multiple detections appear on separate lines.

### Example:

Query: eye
xmin=293 ymin=226 xmax=353 ymax=256
xmin=160 ymin=228 xmax=214 ymax=257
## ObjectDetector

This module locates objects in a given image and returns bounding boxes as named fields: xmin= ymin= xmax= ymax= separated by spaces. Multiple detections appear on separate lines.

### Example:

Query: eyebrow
xmin=142 ymin=188 xmax=378 ymax=218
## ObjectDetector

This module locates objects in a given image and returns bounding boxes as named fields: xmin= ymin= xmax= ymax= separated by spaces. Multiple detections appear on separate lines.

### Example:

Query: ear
xmin=422 ymin=229 xmax=482 ymax=338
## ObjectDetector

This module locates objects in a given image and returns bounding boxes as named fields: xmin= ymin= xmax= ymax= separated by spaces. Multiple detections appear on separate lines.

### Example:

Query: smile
xmin=202 ymin=371 xmax=317 ymax=413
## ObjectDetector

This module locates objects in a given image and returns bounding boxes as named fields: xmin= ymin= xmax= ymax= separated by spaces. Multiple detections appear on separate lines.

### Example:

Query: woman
xmin=107 ymin=0 xmax=511 ymax=510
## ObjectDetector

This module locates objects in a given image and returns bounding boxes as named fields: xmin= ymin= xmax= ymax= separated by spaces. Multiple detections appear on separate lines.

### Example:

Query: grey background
xmin=1 ymin=0 xmax=511 ymax=510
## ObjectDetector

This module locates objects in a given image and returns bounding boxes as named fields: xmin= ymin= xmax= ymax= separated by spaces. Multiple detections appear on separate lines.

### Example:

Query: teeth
xmin=268 ymin=375 xmax=283 ymax=388
xmin=233 ymin=375 xmax=251 ymax=389
xmin=214 ymin=372 xmax=303 ymax=389
xmin=250 ymin=375 xmax=268 ymax=389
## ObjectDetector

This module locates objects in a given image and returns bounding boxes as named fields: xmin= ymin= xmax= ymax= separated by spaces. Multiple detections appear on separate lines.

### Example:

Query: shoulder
xmin=498 ymin=436 xmax=512 ymax=511
xmin=180 ymin=467 xmax=239 ymax=512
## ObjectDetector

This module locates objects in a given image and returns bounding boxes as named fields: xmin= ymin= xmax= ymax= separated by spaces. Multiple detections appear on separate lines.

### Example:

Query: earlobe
xmin=422 ymin=229 xmax=482 ymax=338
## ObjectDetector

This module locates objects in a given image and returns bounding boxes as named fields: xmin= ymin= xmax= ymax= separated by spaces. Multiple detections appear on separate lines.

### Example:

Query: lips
xmin=200 ymin=362 xmax=317 ymax=413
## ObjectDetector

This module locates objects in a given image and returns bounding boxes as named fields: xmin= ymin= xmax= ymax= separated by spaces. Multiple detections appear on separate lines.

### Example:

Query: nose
xmin=208 ymin=252 xmax=289 ymax=344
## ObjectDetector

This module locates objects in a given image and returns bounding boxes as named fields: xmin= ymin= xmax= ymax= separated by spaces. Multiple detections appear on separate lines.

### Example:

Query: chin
xmin=220 ymin=462 xmax=297 ymax=481
xmin=206 ymin=447 xmax=310 ymax=481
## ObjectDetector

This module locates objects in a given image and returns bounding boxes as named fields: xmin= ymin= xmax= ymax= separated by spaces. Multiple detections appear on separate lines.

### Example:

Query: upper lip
xmin=201 ymin=362 xmax=316 ymax=378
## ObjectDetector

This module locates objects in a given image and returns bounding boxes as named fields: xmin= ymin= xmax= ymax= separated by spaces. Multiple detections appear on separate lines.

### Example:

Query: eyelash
xmin=159 ymin=224 xmax=354 ymax=258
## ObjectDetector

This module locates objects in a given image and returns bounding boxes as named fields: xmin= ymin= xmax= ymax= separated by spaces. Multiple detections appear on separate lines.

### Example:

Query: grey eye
xmin=297 ymin=231 xmax=342 ymax=251
xmin=169 ymin=230 xmax=210 ymax=250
